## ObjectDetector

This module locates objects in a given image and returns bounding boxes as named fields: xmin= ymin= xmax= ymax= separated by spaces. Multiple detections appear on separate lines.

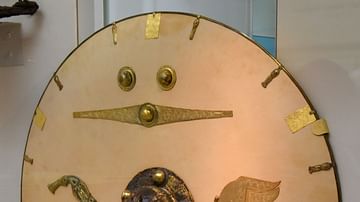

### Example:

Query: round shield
xmin=22 ymin=12 xmax=339 ymax=202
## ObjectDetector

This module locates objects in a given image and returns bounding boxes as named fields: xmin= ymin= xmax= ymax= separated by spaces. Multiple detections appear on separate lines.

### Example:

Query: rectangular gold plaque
xmin=34 ymin=107 xmax=46 ymax=130
xmin=145 ymin=13 xmax=161 ymax=39
xmin=312 ymin=118 xmax=329 ymax=136
xmin=285 ymin=105 xmax=316 ymax=133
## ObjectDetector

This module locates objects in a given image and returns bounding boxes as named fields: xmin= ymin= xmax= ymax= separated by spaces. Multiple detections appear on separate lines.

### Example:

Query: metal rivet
xmin=121 ymin=190 xmax=132 ymax=201
xmin=152 ymin=169 xmax=166 ymax=185
xmin=140 ymin=108 xmax=154 ymax=122
xmin=157 ymin=65 xmax=176 ymax=91
xmin=118 ymin=66 xmax=136 ymax=91
xmin=138 ymin=103 xmax=158 ymax=127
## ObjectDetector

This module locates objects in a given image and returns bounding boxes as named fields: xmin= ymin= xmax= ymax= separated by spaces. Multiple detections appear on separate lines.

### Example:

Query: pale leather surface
xmin=22 ymin=13 xmax=338 ymax=202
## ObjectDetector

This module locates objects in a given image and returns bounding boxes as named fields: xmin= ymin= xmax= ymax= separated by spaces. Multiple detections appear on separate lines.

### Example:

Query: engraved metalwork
xmin=118 ymin=66 xmax=136 ymax=91
xmin=157 ymin=65 xmax=177 ymax=91
xmin=73 ymin=103 xmax=233 ymax=128
xmin=48 ymin=175 xmax=97 ymax=202
xmin=34 ymin=107 xmax=46 ymax=130
xmin=145 ymin=13 xmax=161 ymax=39
xmin=285 ymin=105 xmax=316 ymax=133
xmin=312 ymin=118 xmax=329 ymax=136
xmin=309 ymin=162 xmax=333 ymax=174
xmin=261 ymin=66 xmax=283 ymax=88
xmin=24 ymin=154 xmax=33 ymax=165
xmin=217 ymin=176 xmax=281 ymax=202
xmin=112 ymin=22 xmax=118 ymax=45
xmin=189 ymin=15 xmax=201 ymax=40
xmin=123 ymin=167 xmax=193 ymax=202
xmin=53 ymin=75 xmax=63 ymax=91
xmin=122 ymin=190 xmax=133 ymax=201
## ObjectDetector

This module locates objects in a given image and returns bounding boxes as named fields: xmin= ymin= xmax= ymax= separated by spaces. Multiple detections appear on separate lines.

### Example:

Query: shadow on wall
xmin=294 ymin=59 xmax=360 ymax=196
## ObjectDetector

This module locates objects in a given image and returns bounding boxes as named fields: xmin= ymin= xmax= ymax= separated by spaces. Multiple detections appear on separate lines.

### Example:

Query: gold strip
xmin=285 ymin=105 xmax=316 ymax=133
xmin=189 ymin=15 xmax=200 ymax=40
xmin=112 ymin=22 xmax=118 ymax=45
xmin=145 ymin=13 xmax=161 ymax=39
xmin=34 ymin=107 xmax=46 ymax=130
xmin=312 ymin=118 xmax=329 ymax=136
xmin=261 ymin=66 xmax=283 ymax=88
xmin=53 ymin=75 xmax=63 ymax=91
xmin=24 ymin=154 xmax=33 ymax=165
xmin=309 ymin=162 xmax=333 ymax=174
xmin=73 ymin=103 xmax=233 ymax=128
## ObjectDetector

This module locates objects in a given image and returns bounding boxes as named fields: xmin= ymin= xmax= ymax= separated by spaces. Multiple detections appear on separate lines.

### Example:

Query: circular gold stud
xmin=121 ymin=190 xmax=132 ymax=201
xmin=152 ymin=169 xmax=166 ymax=185
xmin=157 ymin=65 xmax=177 ymax=91
xmin=138 ymin=103 xmax=158 ymax=127
xmin=118 ymin=66 xmax=136 ymax=91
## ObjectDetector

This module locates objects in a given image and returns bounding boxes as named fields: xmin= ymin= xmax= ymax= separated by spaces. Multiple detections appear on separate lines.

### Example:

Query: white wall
xmin=78 ymin=0 xmax=95 ymax=43
xmin=105 ymin=0 xmax=251 ymax=35
xmin=77 ymin=0 xmax=103 ymax=43
xmin=0 ymin=1 xmax=77 ymax=201
xmin=278 ymin=0 xmax=360 ymax=201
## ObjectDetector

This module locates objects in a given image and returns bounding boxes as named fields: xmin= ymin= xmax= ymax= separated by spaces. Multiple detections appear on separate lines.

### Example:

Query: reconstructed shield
xmin=22 ymin=12 xmax=340 ymax=202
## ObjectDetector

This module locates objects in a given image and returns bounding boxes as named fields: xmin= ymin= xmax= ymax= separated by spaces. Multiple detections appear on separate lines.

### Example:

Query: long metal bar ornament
xmin=48 ymin=175 xmax=97 ymax=202
xmin=73 ymin=103 xmax=233 ymax=128
xmin=261 ymin=66 xmax=283 ymax=88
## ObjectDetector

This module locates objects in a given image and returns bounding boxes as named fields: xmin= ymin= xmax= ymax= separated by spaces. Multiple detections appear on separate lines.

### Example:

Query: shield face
xmin=22 ymin=12 xmax=339 ymax=202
